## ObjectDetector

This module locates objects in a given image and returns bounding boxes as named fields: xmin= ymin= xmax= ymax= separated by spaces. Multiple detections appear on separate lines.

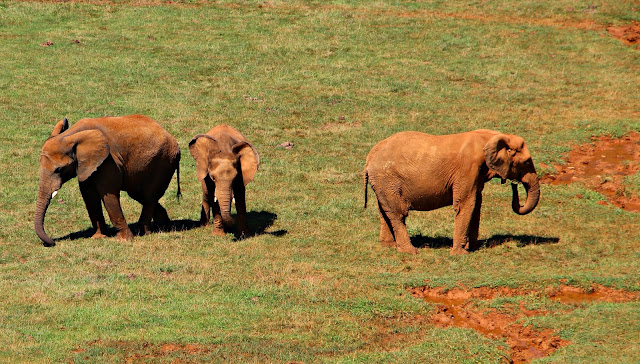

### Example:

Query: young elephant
xmin=35 ymin=115 xmax=181 ymax=246
xmin=363 ymin=129 xmax=540 ymax=255
xmin=189 ymin=125 xmax=259 ymax=238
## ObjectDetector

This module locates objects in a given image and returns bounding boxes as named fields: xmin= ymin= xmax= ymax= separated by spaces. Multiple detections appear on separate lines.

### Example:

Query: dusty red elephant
xmin=35 ymin=115 xmax=181 ymax=246
xmin=189 ymin=124 xmax=260 ymax=238
xmin=364 ymin=129 xmax=540 ymax=255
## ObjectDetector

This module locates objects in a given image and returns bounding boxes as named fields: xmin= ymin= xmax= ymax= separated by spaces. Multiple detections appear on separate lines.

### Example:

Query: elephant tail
xmin=176 ymin=151 xmax=182 ymax=199
xmin=363 ymin=169 xmax=369 ymax=209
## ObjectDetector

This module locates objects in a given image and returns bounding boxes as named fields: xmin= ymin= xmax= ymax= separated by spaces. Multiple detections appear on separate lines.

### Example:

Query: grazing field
xmin=1 ymin=1 xmax=639 ymax=362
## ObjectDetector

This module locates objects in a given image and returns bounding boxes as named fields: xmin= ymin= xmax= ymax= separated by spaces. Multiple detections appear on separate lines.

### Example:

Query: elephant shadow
xmin=239 ymin=210 xmax=287 ymax=240
xmin=411 ymin=234 xmax=560 ymax=251
xmin=58 ymin=219 xmax=203 ymax=242
xmin=57 ymin=210 xmax=285 ymax=242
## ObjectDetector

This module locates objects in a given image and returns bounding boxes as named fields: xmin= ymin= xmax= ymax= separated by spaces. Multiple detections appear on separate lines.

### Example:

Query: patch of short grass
xmin=0 ymin=1 xmax=639 ymax=363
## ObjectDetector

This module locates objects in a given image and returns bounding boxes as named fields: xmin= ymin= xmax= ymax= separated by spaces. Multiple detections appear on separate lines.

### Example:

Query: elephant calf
xmin=189 ymin=124 xmax=259 ymax=238
xmin=35 ymin=115 xmax=181 ymax=246
xmin=363 ymin=129 xmax=540 ymax=255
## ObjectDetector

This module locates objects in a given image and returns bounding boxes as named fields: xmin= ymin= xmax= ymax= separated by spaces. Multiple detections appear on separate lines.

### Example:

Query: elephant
xmin=189 ymin=124 xmax=259 ymax=238
xmin=363 ymin=129 xmax=540 ymax=255
xmin=35 ymin=114 xmax=181 ymax=246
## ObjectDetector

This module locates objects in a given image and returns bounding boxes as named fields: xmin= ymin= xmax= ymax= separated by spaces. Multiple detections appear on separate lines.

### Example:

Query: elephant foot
xmin=380 ymin=239 xmax=395 ymax=248
xmin=212 ymin=228 xmax=226 ymax=236
xmin=116 ymin=229 xmax=134 ymax=241
xmin=450 ymin=247 xmax=469 ymax=255
xmin=397 ymin=245 xmax=418 ymax=255
xmin=91 ymin=232 xmax=107 ymax=239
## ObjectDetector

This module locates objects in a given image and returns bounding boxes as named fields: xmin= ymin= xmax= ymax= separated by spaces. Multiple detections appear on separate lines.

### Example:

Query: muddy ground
xmin=541 ymin=132 xmax=640 ymax=212
xmin=409 ymin=284 xmax=640 ymax=363
xmin=607 ymin=22 xmax=640 ymax=47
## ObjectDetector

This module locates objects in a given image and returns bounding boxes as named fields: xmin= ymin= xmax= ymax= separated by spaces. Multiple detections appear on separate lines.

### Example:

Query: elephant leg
xmin=451 ymin=194 xmax=479 ymax=255
xmin=387 ymin=211 xmax=417 ymax=255
xmin=233 ymin=183 xmax=250 ymax=238
xmin=101 ymin=191 xmax=133 ymax=241
xmin=79 ymin=181 xmax=108 ymax=238
xmin=153 ymin=203 xmax=171 ymax=228
xmin=377 ymin=201 xmax=395 ymax=247
xmin=200 ymin=179 xmax=212 ymax=226
xmin=138 ymin=203 xmax=157 ymax=236
xmin=467 ymin=193 xmax=483 ymax=251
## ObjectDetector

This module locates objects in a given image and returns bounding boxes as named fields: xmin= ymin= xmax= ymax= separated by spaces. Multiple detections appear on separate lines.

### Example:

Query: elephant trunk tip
xmin=35 ymin=190 xmax=57 ymax=247
xmin=34 ymin=220 xmax=56 ymax=247
xmin=511 ymin=173 xmax=540 ymax=215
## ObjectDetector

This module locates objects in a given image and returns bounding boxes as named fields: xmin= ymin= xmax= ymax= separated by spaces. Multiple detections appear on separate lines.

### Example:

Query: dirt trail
xmin=409 ymin=284 xmax=640 ymax=363
xmin=541 ymin=132 xmax=640 ymax=212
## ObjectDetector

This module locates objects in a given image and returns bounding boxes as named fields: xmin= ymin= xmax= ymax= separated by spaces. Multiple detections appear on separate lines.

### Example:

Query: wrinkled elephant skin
xmin=189 ymin=124 xmax=259 ymax=238
xmin=363 ymin=129 xmax=540 ymax=255
xmin=35 ymin=115 xmax=181 ymax=246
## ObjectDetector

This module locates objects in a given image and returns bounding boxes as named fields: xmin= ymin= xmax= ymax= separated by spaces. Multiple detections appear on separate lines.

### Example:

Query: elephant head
xmin=483 ymin=134 xmax=540 ymax=215
xmin=189 ymin=134 xmax=259 ymax=228
xmin=35 ymin=119 xmax=110 ymax=246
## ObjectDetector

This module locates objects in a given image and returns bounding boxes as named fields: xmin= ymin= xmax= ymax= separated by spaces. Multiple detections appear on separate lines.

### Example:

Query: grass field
xmin=1 ymin=1 xmax=639 ymax=362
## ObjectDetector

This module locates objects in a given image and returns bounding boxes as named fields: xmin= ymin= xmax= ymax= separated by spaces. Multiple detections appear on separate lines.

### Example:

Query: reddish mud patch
xmin=409 ymin=284 xmax=640 ymax=363
xmin=409 ymin=286 xmax=565 ymax=363
xmin=546 ymin=283 xmax=640 ymax=304
xmin=607 ymin=22 xmax=640 ymax=47
xmin=541 ymin=132 xmax=640 ymax=212
xmin=70 ymin=340 xmax=214 ymax=363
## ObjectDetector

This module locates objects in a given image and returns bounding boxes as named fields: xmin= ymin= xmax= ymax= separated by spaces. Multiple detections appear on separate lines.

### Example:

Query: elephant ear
xmin=50 ymin=118 xmax=69 ymax=137
xmin=483 ymin=134 xmax=512 ymax=179
xmin=233 ymin=141 xmax=260 ymax=186
xmin=189 ymin=135 xmax=220 ymax=181
xmin=63 ymin=130 xmax=110 ymax=182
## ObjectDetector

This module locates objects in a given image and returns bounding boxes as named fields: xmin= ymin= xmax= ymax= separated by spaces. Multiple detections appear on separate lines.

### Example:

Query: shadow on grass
xmin=56 ymin=210 xmax=286 ymax=243
xmin=236 ymin=210 xmax=287 ymax=240
xmin=411 ymin=234 xmax=560 ymax=251
xmin=57 ymin=219 xmax=202 ymax=242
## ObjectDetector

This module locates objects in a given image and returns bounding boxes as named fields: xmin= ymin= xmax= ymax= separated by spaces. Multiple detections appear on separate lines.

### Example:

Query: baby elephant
xmin=189 ymin=125 xmax=260 ymax=238
xmin=35 ymin=115 xmax=181 ymax=246
xmin=364 ymin=129 xmax=540 ymax=255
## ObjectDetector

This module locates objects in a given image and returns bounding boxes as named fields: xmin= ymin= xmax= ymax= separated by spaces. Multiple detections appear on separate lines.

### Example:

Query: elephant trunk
xmin=34 ymin=184 xmax=56 ymax=247
xmin=511 ymin=172 xmax=540 ymax=215
xmin=216 ymin=182 xmax=235 ymax=229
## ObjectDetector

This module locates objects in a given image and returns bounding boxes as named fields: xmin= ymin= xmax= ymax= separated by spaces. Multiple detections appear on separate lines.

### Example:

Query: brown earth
xmin=607 ymin=22 xmax=640 ymax=47
xmin=70 ymin=340 xmax=214 ymax=363
xmin=408 ymin=284 xmax=640 ymax=363
xmin=541 ymin=132 xmax=640 ymax=212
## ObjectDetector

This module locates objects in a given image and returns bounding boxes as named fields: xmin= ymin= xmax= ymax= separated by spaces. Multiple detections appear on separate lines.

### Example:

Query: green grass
xmin=1 ymin=1 xmax=639 ymax=362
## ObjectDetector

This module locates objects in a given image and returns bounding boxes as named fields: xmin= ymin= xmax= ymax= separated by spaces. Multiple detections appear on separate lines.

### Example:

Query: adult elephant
xmin=189 ymin=124 xmax=259 ymax=238
xmin=35 ymin=114 xmax=181 ymax=246
xmin=363 ymin=129 xmax=540 ymax=255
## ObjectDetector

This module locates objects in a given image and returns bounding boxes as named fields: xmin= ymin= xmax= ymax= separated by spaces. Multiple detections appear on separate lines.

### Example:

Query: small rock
xmin=277 ymin=141 xmax=294 ymax=150
xmin=40 ymin=41 xmax=54 ymax=47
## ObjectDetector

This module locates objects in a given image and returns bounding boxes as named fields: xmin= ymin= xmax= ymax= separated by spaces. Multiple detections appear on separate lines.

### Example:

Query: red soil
xmin=409 ymin=284 xmax=640 ymax=363
xmin=70 ymin=340 xmax=213 ymax=363
xmin=607 ymin=22 xmax=640 ymax=47
xmin=541 ymin=132 xmax=640 ymax=212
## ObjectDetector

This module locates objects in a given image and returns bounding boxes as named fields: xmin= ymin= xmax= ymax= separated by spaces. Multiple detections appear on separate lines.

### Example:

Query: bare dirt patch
xmin=69 ymin=340 xmax=215 ymax=363
xmin=546 ymin=283 xmax=640 ymax=304
xmin=320 ymin=121 xmax=362 ymax=132
xmin=607 ymin=22 xmax=640 ymax=47
xmin=541 ymin=132 xmax=640 ymax=212
xmin=408 ymin=284 xmax=640 ymax=363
